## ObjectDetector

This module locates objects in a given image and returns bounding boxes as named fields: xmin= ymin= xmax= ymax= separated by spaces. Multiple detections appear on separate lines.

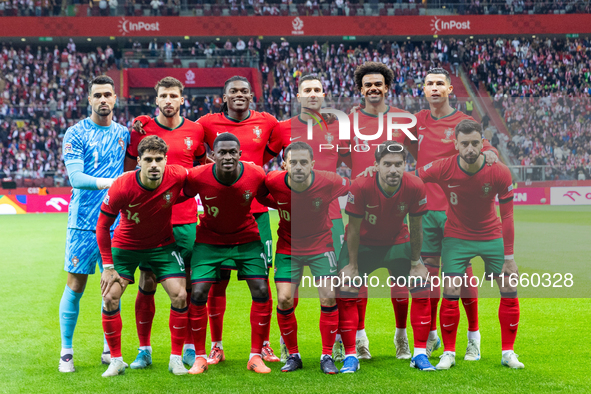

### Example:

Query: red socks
xmin=169 ymin=307 xmax=188 ymax=356
xmin=391 ymin=285 xmax=409 ymax=329
xmin=102 ymin=308 xmax=122 ymax=358
xmin=409 ymin=288 xmax=430 ymax=349
xmin=189 ymin=302 xmax=208 ymax=356
xmin=336 ymin=297 xmax=358 ymax=355
xmin=250 ymin=298 xmax=271 ymax=354
xmin=461 ymin=265 xmax=479 ymax=332
xmin=277 ymin=307 xmax=298 ymax=354
xmin=425 ymin=264 xmax=440 ymax=332
xmin=439 ymin=296 xmax=460 ymax=352
xmin=319 ymin=305 xmax=339 ymax=355
xmin=499 ymin=296 xmax=520 ymax=351
xmin=264 ymin=281 xmax=273 ymax=343
xmin=356 ymin=286 xmax=368 ymax=331
xmin=135 ymin=287 xmax=156 ymax=347
xmin=184 ymin=292 xmax=194 ymax=347
xmin=207 ymin=279 xmax=229 ymax=343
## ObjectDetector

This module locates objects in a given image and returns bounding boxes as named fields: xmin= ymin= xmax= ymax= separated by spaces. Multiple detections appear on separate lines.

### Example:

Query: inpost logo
xmin=303 ymin=107 xmax=417 ymax=153
xmin=118 ymin=18 xmax=161 ymax=36
xmin=430 ymin=16 xmax=471 ymax=34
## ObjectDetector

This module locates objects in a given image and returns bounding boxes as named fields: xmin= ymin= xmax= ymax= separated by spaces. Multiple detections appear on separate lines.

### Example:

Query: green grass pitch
xmin=1 ymin=206 xmax=590 ymax=393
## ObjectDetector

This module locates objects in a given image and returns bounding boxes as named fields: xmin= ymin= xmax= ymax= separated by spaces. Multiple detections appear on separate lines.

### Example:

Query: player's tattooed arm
xmin=132 ymin=115 xmax=152 ymax=135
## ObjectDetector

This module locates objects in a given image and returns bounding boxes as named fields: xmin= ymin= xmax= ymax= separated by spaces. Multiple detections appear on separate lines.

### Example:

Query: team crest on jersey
xmin=397 ymin=202 xmax=408 ymax=215
xmin=241 ymin=190 xmax=252 ymax=206
xmin=481 ymin=183 xmax=492 ymax=197
xmin=441 ymin=128 xmax=454 ymax=143
xmin=312 ymin=198 xmax=323 ymax=211
xmin=253 ymin=126 xmax=262 ymax=143
xmin=71 ymin=256 xmax=79 ymax=267
xmin=118 ymin=137 xmax=125 ymax=151
xmin=162 ymin=190 xmax=173 ymax=208
xmin=184 ymin=137 xmax=193 ymax=150
xmin=64 ymin=143 xmax=73 ymax=154
xmin=325 ymin=132 xmax=334 ymax=144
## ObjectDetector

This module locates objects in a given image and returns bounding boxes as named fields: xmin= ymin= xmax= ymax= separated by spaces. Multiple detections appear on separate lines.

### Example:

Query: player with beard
xmin=123 ymin=77 xmax=208 ymax=369
xmin=264 ymin=74 xmax=345 ymax=362
xmin=418 ymin=120 xmax=522 ymax=370
xmin=337 ymin=62 xmax=417 ymax=360
xmin=337 ymin=141 xmax=433 ymax=373
xmin=407 ymin=68 xmax=499 ymax=361
xmin=133 ymin=76 xmax=282 ymax=364
xmin=263 ymin=142 xmax=349 ymax=374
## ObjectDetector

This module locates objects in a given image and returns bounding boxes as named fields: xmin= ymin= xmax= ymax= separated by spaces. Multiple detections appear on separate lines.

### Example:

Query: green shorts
xmin=441 ymin=237 xmax=504 ymax=278
xmin=338 ymin=241 xmax=411 ymax=280
xmin=274 ymin=251 xmax=337 ymax=283
xmin=331 ymin=218 xmax=345 ymax=260
xmin=113 ymin=243 xmax=185 ymax=284
xmin=221 ymin=212 xmax=273 ymax=270
xmin=191 ymin=241 xmax=268 ymax=283
xmin=421 ymin=210 xmax=447 ymax=257
xmin=139 ymin=223 xmax=196 ymax=272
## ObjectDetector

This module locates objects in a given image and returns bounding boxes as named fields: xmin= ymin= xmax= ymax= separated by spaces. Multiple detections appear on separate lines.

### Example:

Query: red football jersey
xmin=198 ymin=110 xmax=281 ymax=214
xmin=100 ymin=165 xmax=188 ymax=250
xmin=418 ymin=154 xmax=514 ymax=241
xmin=184 ymin=162 xmax=268 ymax=245
xmin=345 ymin=172 xmax=428 ymax=246
xmin=271 ymin=116 xmax=342 ymax=220
xmin=127 ymin=117 xmax=206 ymax=225
xmin=409 ymin=109 xmax=497 ymax=211
xmin=339 ymin=106 xmax=414 ymax=177
xmin=265 ymin=170 xmax=350 ymax=255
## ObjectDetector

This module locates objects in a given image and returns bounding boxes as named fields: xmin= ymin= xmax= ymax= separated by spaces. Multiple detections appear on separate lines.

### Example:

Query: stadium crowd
xmin=463 ymin=36 xmax=591 ymax=179
xmin=1 ymin=35 xmax=590 ymax=184
xmin=0 ymin=0 xmax=586 ymax=17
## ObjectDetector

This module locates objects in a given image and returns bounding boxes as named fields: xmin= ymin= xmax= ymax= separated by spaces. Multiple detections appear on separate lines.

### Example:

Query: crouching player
xmin=182 ymin=133 xmax=272 ymax=374
xmin=337 ymin=141 xmax=433 ymax=373
xmin=418 ymin=119 xmax=523 ymax=370
xmin=97 ymin=136 xmax=190 ymax=377
xmin=263 ymin=142 xmax=349 ymax=374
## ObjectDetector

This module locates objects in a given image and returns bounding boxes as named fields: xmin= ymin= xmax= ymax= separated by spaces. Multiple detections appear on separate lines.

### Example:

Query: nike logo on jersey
xmin=290 ymin=136 xmax=301 ymax=141
xmin=419 ymin=126 xmax=427 ymax=130
xmin=277 ymin=202 xmax=288 ymax=205
xmin=330 ymin=269 xmax=337 ymax=273
xmin=173 ymin=326 xmax=186 ymax=330
xmin=129 ymin=203 xmax=141 ymax=207
xmin=448 ymin=185 xmax=460 ymax=188
xmin=89 ymin=141 xmax=99 ymax=146
xmin=442 ymin=323 xmax=455 ymax=328
xmin=366 ymin=204 xmax=379 ymax=208
xmin=204 ymin=196 xmax=217 ymax=200
xmin=283 ymin=330 xmax=294 ymax=336
xmin=258 ymin=322 xmax=269 ymax=326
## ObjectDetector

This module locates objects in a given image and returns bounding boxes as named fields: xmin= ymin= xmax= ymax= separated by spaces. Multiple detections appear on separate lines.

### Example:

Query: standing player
xmin=182 ymin=133 xmax=272 ymax=374
xmin=124 ymin=77 xmax=207 ymax=369
xmin=418 ymin=119 xmax=522 ymax=370
xmin=97 ymin=136 xmax=190 ymax=377
xmin=337 ymin=141 xmax=433 ymax=373
xmin=264 ymin=142 xmax=348 ymax=374
xmin=58 ymin=75 xmax=129 ymax=373
xmin=134 ymin=76 xmax=281 ymax=363
xmin=409 ymin=68 xmax=499 ymax=360
xmin=263 ymin=74 xmax=346 ymax=362
xmin=338 ymin=62 xmax=417 ymax=360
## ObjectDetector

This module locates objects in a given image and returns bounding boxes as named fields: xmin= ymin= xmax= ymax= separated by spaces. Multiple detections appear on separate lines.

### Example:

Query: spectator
xmin=150 ymin=0 xmax=161 ymax=15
